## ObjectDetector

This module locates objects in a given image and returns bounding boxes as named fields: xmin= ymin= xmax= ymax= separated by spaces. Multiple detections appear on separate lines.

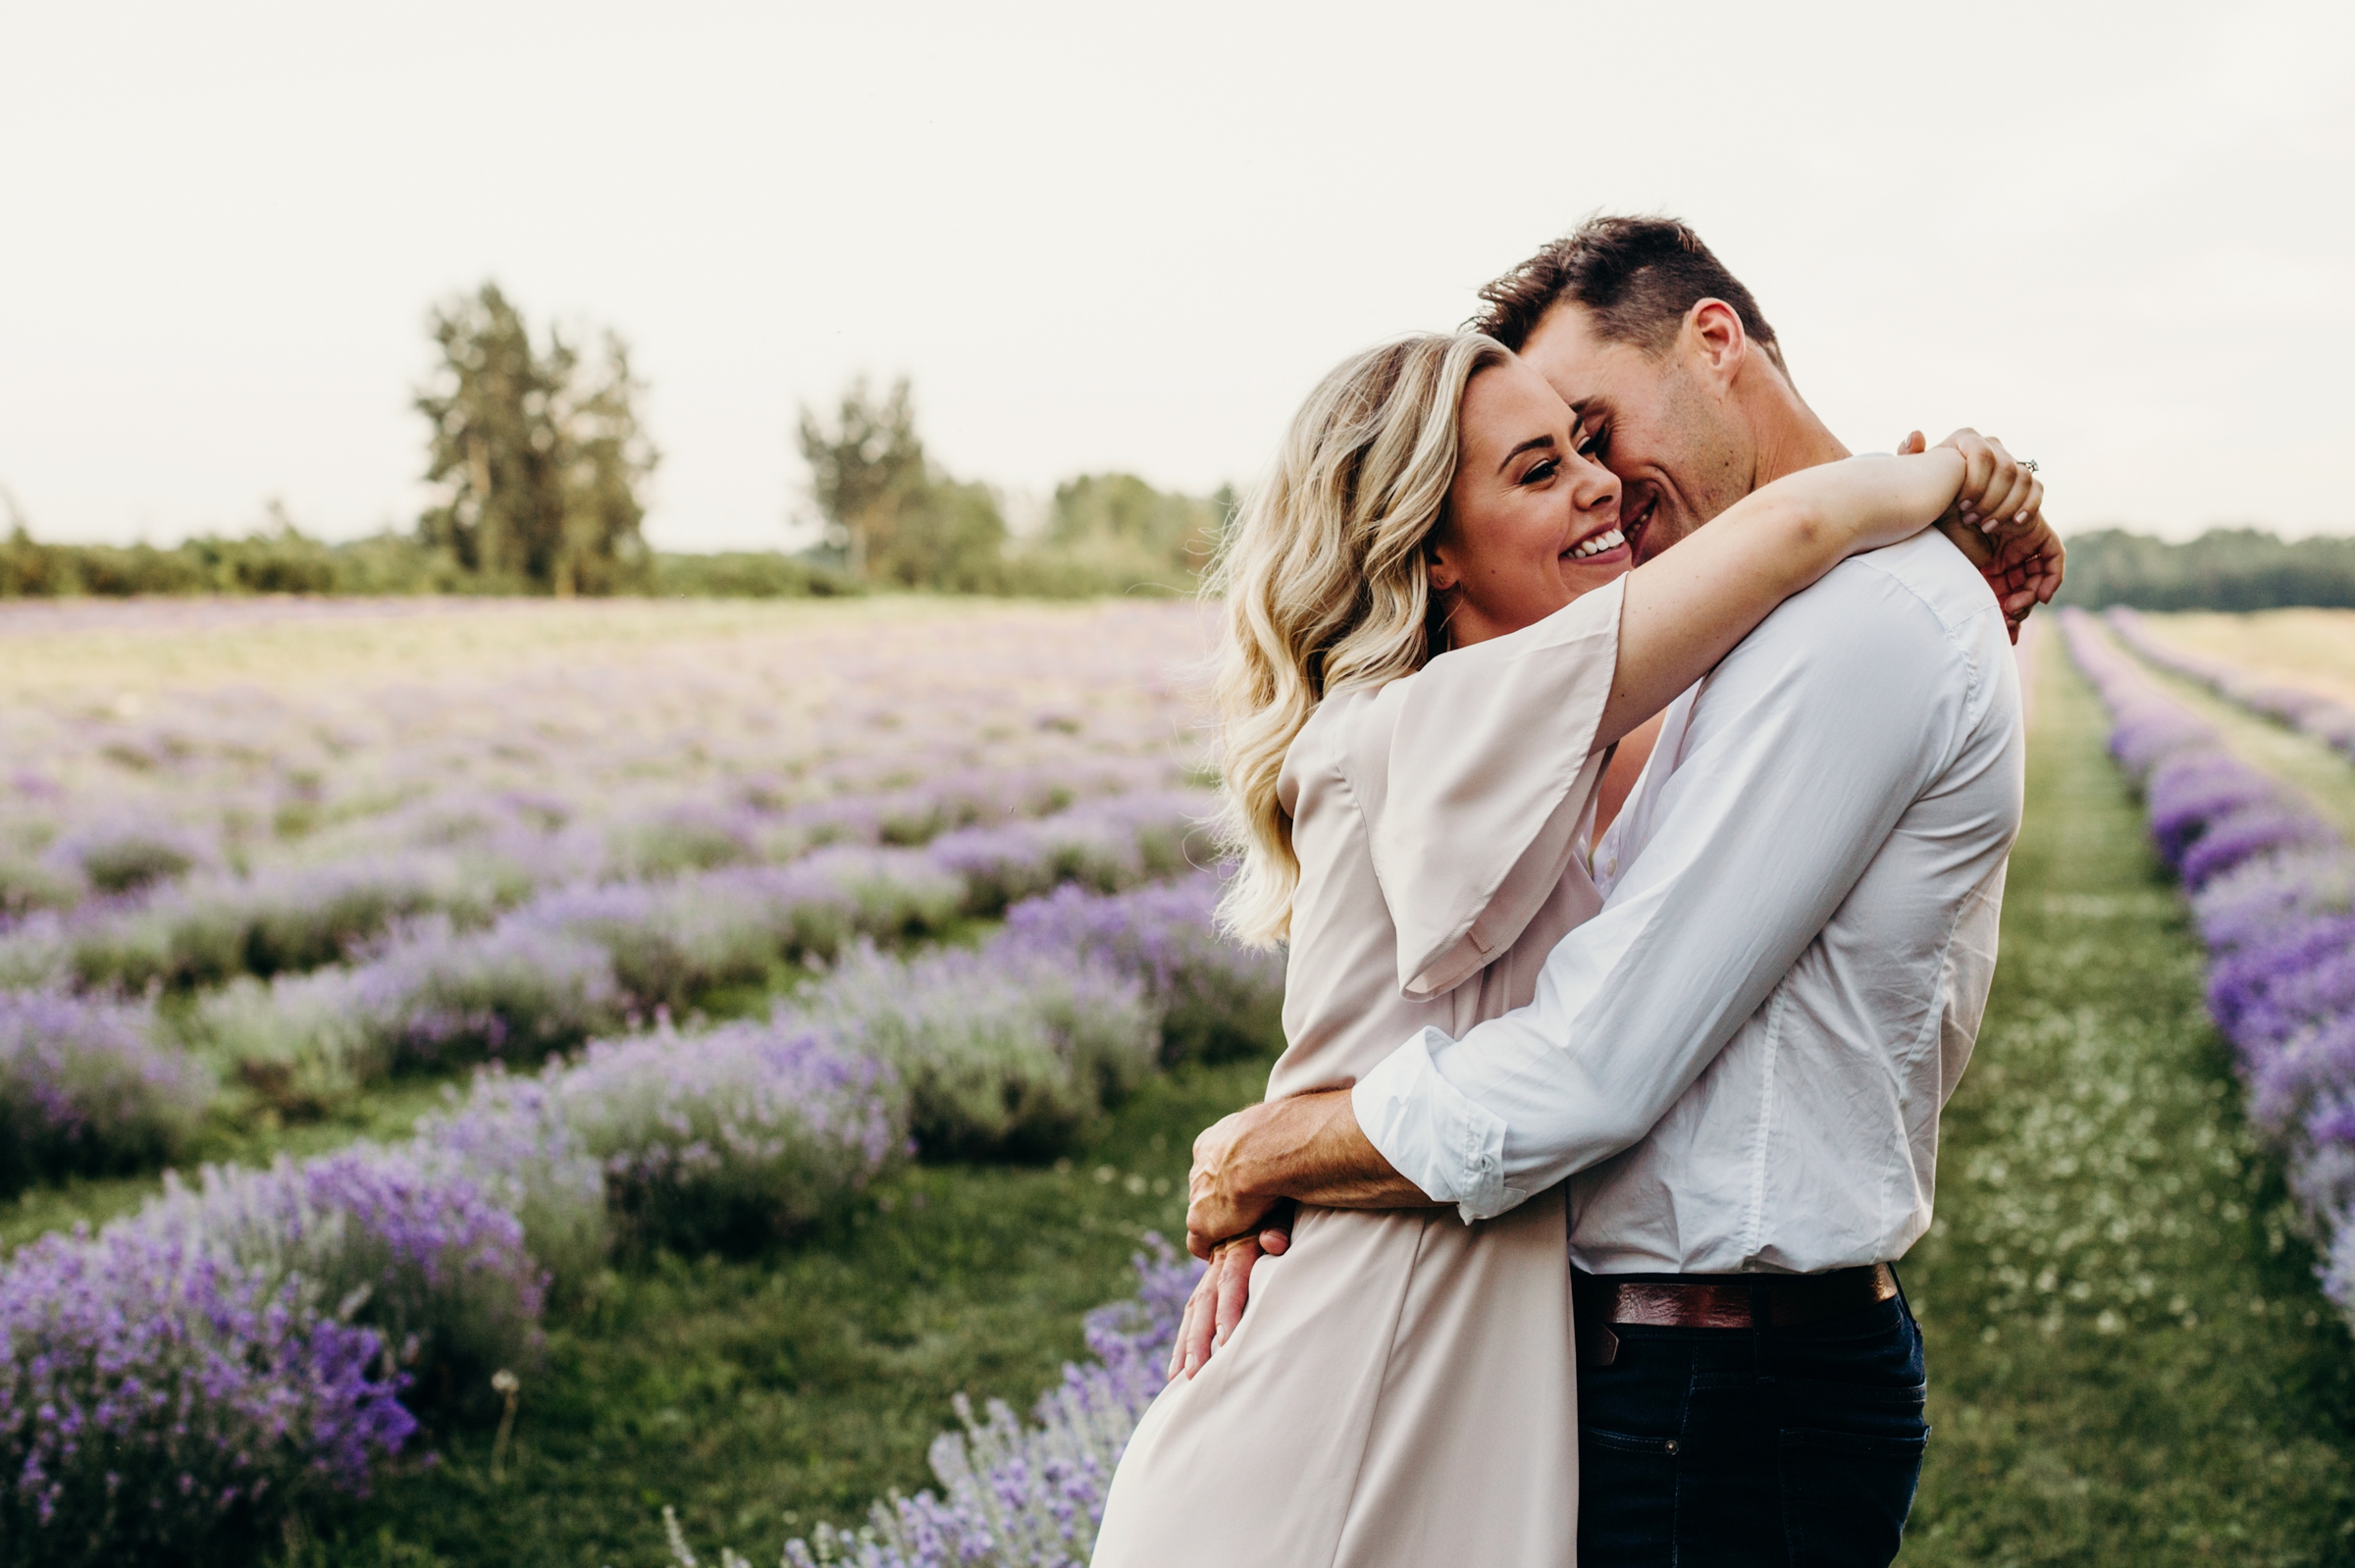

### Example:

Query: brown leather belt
xmin=1572 ymin=1265 xmax=1900 ymax=1368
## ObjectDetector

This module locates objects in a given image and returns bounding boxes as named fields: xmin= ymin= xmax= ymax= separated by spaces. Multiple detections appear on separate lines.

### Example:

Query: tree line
xmin=2048 ymin=528 xmax=2355 ymax=611
xmin=9 ymin=283 xmax=2346 ymax=608
xmin=0 ymin=283 xmax=1225 ymax=601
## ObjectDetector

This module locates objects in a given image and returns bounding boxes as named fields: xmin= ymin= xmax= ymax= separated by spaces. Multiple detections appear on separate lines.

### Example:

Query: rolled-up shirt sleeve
xmin=1353 ymin=571 xmax=1967 ymax=1222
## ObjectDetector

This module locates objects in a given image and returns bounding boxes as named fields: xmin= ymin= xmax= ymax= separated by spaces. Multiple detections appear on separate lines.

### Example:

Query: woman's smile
xmin=1564 ymin=524 xmax=1628 ymax=564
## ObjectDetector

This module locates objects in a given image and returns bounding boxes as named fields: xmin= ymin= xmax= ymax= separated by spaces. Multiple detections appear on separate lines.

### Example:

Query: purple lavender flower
xmin=193 ymin=915 xmax=625 ymax=1096
xmin=0 ymin=988 xmax=210 ymax=1194
xmin=0 ymin=1193 xmax=416 ymax=1560
xmin=998 ymin=875 xmax=1283 ymax=1063
xmin=795 ymin=942 xmax=1157 ymax=1159
xmin=539 ymin=1016 xmax=906 ymax=1251
xmin=2063 ymin=607 xmax=2355 ymax=1328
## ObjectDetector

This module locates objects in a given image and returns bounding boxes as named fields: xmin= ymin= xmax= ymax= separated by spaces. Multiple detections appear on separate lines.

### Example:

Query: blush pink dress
xmin=1092 ymin=580 xmax=1625 ymax=1567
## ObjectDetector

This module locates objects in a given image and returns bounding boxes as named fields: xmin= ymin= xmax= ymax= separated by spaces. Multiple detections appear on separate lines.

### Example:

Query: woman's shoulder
xmin=1285 ymin=678 xmax=1412 ymax=789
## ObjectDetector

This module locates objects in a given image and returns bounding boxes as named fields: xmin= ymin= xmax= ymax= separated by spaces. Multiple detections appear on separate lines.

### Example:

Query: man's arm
xmin=1193 ymin=565 xmax=1965 ymax=1231
xmin=1183 ymin=1090 xmax=1425 ymax=1258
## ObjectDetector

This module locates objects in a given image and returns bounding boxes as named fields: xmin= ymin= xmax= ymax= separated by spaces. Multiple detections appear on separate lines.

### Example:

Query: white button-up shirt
xmin=1352 ymin=529 xmax=2025 ymax=1275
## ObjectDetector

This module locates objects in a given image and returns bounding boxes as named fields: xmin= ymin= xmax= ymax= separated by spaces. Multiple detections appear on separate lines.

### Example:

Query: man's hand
xmin=1184 ymin=1103 xmax=1286 ymax=1258
xmin=1166 ymin=1216 xmax=1292 ymax=1382
xmin=1183 ymin=1089 xmax=1436 ymax=1261
xmin=1903 ymin=429 xmax=2066 ymax=643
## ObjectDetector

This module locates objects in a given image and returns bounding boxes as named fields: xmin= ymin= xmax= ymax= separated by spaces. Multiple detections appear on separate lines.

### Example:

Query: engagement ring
xmin=2020 ymin=458 xmax=2039 ymax=472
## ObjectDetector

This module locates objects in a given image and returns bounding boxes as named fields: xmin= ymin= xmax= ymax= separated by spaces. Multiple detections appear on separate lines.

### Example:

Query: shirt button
xmin=1664 ymin=1439 xmax=1680 ymax=1456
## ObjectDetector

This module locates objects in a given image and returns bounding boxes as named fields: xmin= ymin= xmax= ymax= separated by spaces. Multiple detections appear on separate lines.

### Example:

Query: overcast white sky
xmin=2 ymin=1 xmax=2349 ymax=550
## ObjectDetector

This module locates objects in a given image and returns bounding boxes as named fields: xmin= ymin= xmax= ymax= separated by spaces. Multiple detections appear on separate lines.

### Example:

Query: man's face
xmin=1517 ymin=303 xmax=1752 ymax=561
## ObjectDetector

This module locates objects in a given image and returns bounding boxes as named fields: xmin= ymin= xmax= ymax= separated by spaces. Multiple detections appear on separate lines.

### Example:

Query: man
xmin=1178 ymin=216 xmax=2052 ymax=1564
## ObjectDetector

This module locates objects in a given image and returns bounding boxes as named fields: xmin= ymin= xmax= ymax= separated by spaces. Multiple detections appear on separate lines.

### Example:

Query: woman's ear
xmin=1426 ymin=540 xmax=1460 ymax=594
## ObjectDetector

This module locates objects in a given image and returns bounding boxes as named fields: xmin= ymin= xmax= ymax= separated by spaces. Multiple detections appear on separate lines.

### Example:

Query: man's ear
xmin=1681 ymin=299 xmax=1748 ymax=392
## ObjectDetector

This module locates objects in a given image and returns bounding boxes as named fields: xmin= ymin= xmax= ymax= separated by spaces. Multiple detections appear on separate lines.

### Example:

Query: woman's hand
xmin=1933 ymin=427 xmax=2042 ymax=535
xmin=1903 ymin=429 xmax=2066 ymax=642
xmin=1166 ymin=1213 xmax=1293 ymax=1382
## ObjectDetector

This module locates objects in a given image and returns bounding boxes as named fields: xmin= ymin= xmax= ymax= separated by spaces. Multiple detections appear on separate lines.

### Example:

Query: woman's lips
xmin=1564 ymin=525 xmax=1628 ymax=562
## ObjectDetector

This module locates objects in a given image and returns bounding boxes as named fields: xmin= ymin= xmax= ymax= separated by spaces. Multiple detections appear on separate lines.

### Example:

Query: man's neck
xmin=1746 ymin=380 xmax=1850 ymax=490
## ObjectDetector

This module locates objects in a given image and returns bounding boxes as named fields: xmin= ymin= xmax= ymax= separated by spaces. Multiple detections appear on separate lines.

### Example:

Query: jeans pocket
xmin=1776 ymin=1419 xmax=1929 ymax=1567
xmin=1580 ymin=1427 xmax=1681 ymax=1558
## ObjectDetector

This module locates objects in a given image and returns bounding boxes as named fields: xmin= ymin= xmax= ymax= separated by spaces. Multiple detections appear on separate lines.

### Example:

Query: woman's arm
xmin=1597 ymin=448 xmax=1964 ymax=745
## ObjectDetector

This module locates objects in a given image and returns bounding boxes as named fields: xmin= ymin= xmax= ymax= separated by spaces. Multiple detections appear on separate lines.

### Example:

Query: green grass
xmin=262 ymin=1054 xmax=1271 ymax=1568
xmin=1902 ymin=642 xmax=2355 ymax=1563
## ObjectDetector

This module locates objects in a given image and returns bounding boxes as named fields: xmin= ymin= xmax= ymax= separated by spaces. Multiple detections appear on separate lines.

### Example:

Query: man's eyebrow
xmin=1497 ymin=433 xmax=1555 ymax=475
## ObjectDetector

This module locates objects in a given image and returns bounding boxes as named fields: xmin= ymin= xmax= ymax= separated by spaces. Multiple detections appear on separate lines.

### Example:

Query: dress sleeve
xmin=1356 ymin=578 xmax=1626 ymax=1000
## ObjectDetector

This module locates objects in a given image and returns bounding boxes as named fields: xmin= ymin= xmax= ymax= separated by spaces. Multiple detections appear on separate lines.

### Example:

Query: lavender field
xmin=0 ymin=597 xmax=1274 ymax=1566
xmin=7 ymin=599 xmax=2355 ymax=1568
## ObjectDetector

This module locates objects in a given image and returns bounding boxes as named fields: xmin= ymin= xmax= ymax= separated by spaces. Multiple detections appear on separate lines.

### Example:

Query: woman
xmin=1090 ymin=333 xmax=2050 ymax=1566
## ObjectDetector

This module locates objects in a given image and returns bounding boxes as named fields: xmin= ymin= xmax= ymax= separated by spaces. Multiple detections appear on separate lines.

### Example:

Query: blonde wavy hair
xmin=1205 ymin=332 xmax=1511 ymax=947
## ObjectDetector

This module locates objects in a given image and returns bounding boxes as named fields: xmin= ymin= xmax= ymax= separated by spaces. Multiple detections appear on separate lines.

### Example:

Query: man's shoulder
xmin=1729 ymin=532 xmax=2018 ymax=757
xmin=1755 ymin=532 xmax=1998 ymax=655
xmin=1826 ymin=531 xmax=1998 ymax=636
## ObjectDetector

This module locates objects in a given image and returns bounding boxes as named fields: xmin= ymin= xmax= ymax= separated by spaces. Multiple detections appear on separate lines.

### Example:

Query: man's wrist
xmin=1222 ymin=1098 xmax=1315 ymax=1207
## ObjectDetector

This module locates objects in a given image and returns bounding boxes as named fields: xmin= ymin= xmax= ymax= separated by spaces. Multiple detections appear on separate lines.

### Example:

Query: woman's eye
xmin=1577 ymin=426 xmax=1610 ymax=461
xmin=1523 ymin=457 xmax=1560 ymax=485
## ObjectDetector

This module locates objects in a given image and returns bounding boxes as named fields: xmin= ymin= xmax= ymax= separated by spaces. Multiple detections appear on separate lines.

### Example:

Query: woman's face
xmin=1432 ymin=357 xmax=1628 ymax=649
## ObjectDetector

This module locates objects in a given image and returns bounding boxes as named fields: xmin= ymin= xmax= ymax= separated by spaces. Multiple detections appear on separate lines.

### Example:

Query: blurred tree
xmin=416 ymin=283 xmax=655 ymax=595
xmin=797 ymin=377 xmax=925 ymax=581
xmin=797 ymin=379 xmax=1010 ymax=590
xmin=1044 ymin=473 xmax=1228 ymax=587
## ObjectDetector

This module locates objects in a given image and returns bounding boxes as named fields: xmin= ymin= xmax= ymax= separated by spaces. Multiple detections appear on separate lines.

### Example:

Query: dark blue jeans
xmin=1578 ymin=1289 xmax=1929 ymax=1566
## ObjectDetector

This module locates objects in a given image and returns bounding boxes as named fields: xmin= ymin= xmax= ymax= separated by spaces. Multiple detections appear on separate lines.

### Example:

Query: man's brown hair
xmin=1471 ymin=215 xmax=1786 ymax=373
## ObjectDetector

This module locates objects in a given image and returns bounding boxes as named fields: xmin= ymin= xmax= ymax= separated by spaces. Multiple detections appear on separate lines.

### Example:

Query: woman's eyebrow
xmin=1496 ymin=433 xmax=1556 ymax=475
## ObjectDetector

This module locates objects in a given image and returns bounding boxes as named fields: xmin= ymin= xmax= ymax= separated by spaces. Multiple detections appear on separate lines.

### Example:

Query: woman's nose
xmin=1576 ymin=464 xmax=1620 ymax=512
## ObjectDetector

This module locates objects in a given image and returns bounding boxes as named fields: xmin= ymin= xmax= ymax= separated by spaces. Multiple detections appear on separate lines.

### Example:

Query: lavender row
xmin=0 ymin=799 xmax=1220 ymax=1197
xmin=1 ymin=874 xmax=1270 ymax=1561
xmin=2104 ymin=606 xmax=2355 ymax=758
xmin=186 ymin=791 xmax=1212 ymax=1106
xmin=2060 ymin=608 xmax=2355 ymax=1325
xmin=667 ymin=1241 xmax=1202 ymax=1568
xmin=437 ymin=871 xmax=1284 ymax=1204
xmin=0 ymin=759 xmax=1170 ymax=994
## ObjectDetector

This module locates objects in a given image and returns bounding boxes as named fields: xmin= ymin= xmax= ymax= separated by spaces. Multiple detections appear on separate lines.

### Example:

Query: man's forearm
xmin=1240 ymin=1090 xmax=1438 ymax=1209
xmin=1186 ymin=1090 xmax=1439 ymax=1253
